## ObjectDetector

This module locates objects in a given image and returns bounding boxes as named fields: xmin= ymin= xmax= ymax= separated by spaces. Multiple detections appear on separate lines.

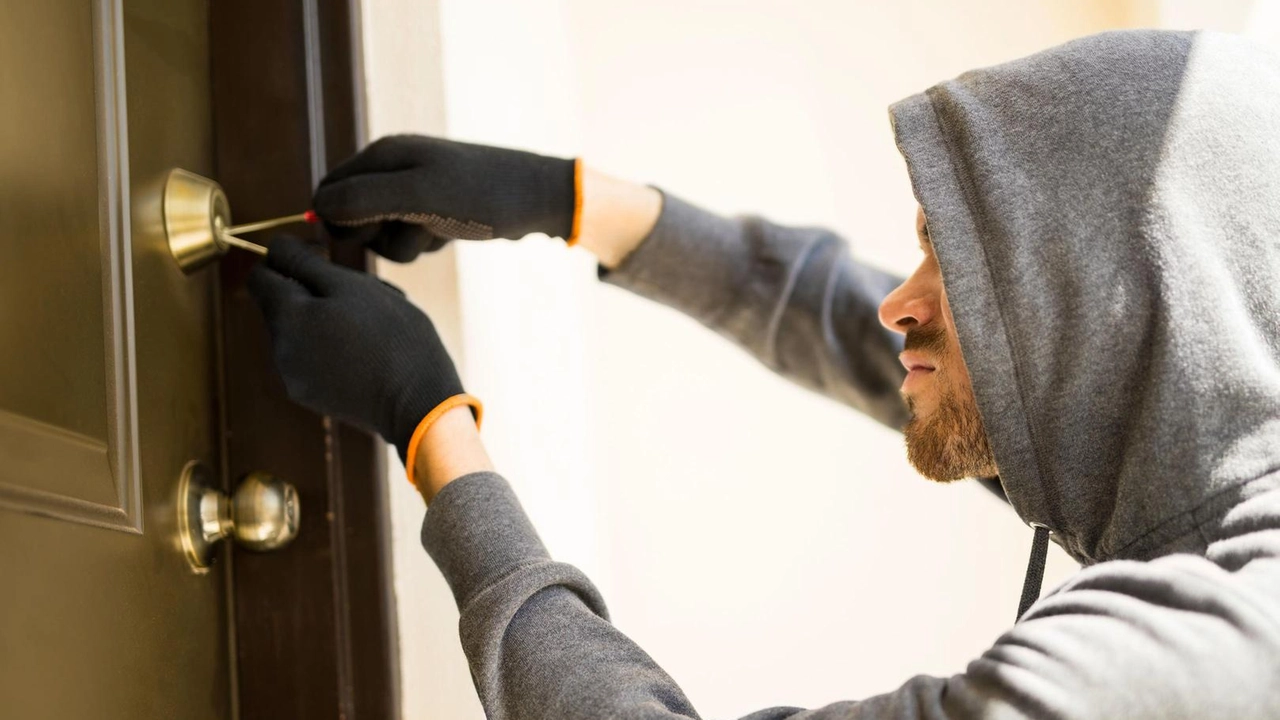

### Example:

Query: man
xmin=248 ymin=30 xmax=1280 ymax=718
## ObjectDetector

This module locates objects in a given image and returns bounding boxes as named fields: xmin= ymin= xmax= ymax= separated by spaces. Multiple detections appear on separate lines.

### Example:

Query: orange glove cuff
xmin=404 ymin=393 xmax=484 ymax=489
xmin=566 ymin=158 xmax=585 ymax=247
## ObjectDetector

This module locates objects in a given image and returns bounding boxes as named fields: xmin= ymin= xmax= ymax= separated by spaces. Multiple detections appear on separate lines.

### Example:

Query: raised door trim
xmin=0 ymin=0 xmax=140 ymax=534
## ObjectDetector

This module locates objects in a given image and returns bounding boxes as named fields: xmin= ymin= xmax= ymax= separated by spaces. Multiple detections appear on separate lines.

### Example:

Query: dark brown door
xmin=1 ymin=2 xmax=399 ymax=717
xmin=0 ymin=0 xmax=233 ymax=718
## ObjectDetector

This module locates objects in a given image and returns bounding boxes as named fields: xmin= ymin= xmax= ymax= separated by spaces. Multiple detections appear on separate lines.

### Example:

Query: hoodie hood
xmin=889 ymin=30 xmax=1280 ymax=566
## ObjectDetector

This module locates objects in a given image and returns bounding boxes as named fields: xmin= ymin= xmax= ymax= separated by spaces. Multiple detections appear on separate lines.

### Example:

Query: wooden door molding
xmin=0 ymin=0 xmax=140 ymax=533
xmin=210 ymin=2 xmax=400 ymax=718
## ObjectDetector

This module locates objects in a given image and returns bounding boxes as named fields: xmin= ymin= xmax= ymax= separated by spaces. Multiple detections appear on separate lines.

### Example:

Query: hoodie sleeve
xmin=425 ymin=472 xmax=1278 ymax=720
xmin=601 ymin=190 xmax=909 ymax=431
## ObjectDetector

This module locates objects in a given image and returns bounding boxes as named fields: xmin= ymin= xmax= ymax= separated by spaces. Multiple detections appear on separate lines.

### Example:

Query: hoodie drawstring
xmin=1016 ymin=524 xmax=1051 ymax=621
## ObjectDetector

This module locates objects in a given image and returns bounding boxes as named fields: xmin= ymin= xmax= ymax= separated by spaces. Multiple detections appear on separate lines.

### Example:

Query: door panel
xmin=0 ymin=0 xmax=134 ymax=529
xmin=0 ymin=0 xmax=106 ymax=439
xmin=0 ymin=0 xmax=231 ymax=717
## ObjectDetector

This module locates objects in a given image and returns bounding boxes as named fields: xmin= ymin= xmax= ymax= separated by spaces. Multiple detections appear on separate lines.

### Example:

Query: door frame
xmin=210 ymin=2 xmax=399 ymax=717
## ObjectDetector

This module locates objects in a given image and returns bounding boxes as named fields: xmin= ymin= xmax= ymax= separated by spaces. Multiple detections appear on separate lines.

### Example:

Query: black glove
xmin=247 ymin=235 xmax=479 ymax=461
xmin=312 ymin=134 xmax=579 ymax=261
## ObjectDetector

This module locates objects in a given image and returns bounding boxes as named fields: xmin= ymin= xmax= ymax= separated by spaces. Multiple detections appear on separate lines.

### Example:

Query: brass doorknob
xmin=177 ymin=462 xmax=300 ymax=573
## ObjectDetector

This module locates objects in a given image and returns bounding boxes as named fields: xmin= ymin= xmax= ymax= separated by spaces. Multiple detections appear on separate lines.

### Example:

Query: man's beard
xmin=901 ymin=325 xmax=997 ymax=483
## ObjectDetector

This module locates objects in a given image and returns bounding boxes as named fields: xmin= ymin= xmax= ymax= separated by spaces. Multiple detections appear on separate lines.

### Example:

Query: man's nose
xmin=878 ymin=282 xmax=934 ymax=334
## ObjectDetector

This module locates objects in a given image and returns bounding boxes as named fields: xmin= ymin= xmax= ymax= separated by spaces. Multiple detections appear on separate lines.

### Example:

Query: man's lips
xmin=899 ymin=352 xmax=936 ymax=393
xmin=899 ymin=352 xmax=936 ymax=373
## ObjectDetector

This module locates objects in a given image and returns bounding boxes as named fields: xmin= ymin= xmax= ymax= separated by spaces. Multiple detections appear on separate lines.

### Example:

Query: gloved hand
xmin=312 ymin=134 xmax=580 ymax=261
xmin=247 ymin=235 xmax=481 ymax=463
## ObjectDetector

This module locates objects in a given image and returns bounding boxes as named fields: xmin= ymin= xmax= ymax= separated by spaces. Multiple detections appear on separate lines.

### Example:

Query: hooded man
xmin=248 ymin=29 xmax=1280 ymax=718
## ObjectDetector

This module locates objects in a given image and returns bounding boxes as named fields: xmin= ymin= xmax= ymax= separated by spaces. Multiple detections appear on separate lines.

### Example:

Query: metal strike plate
xmin=177 ymin=461 xmax=300 ymax=573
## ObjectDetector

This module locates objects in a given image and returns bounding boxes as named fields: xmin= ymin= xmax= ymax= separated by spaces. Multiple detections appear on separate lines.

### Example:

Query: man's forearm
xmin=414 ymin=405 xmax=494 ymax=502
xmin=575 ymin=166 xmax=663 ymax=269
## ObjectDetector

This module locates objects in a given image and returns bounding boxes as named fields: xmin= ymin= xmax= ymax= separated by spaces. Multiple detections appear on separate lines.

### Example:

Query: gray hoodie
xmin=422 ymin=30 xmax=1280 ymax=718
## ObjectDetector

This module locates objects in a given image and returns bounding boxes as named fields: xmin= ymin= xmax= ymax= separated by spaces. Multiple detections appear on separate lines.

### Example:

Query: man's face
xmin=877 ymin=207 xmax=998 ymax=482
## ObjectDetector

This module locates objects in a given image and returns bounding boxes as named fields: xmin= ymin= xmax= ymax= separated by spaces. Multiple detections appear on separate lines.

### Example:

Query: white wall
xmin=360 ymin=2 xmax=1162 ymax=718
xmin=355 ymin=1 xmax=482 ymax=715
xmin=1155 ymin=0 xmax=1280 ymax=42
